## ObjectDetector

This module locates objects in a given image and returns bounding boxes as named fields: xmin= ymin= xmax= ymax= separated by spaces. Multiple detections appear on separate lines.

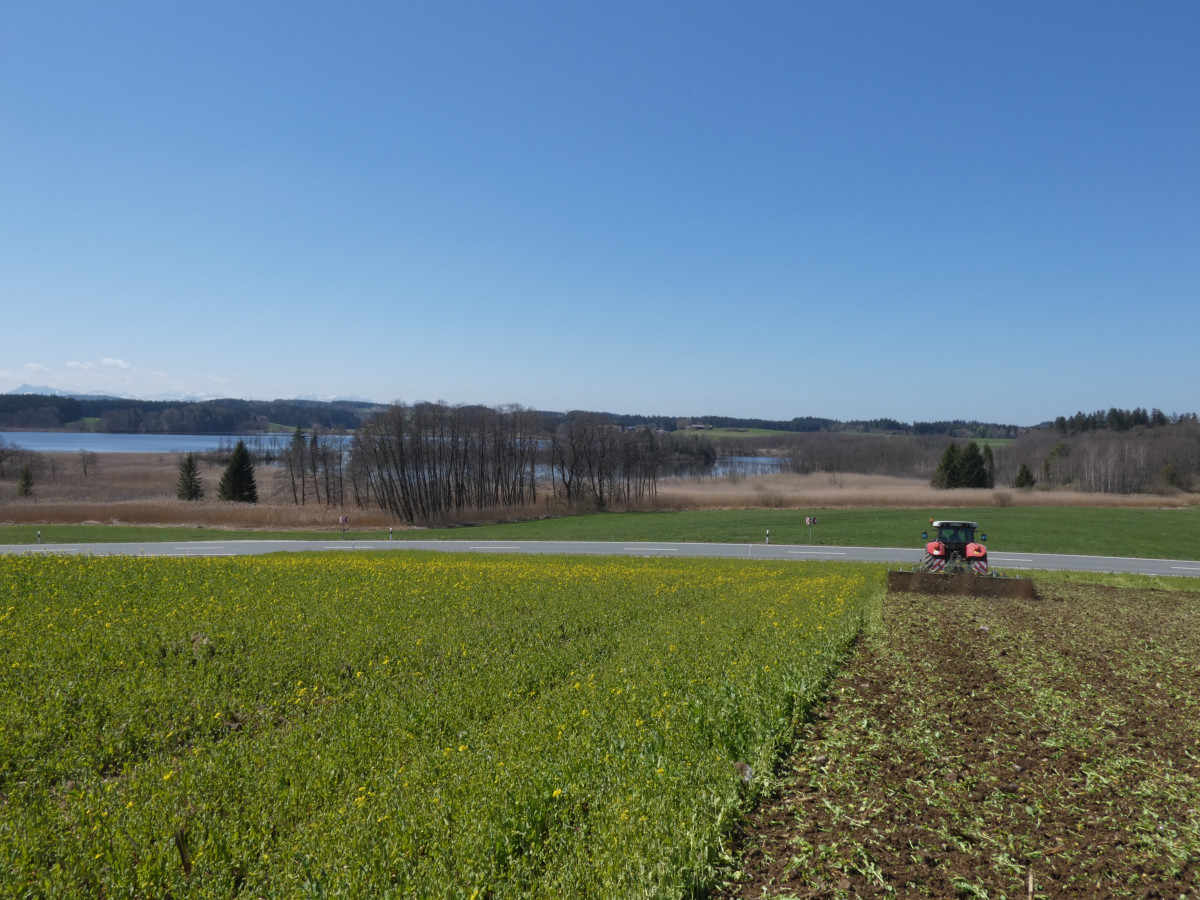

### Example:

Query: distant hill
xmin=0 ymin=393 xmax=384 ymax=433
xmin=16 ymin=392 xmax=1186 ymax=441
xmin=8 ymin=384 xmax=126 ymax=401
xmin=1 ymin=390 xmax=1035 ymax=438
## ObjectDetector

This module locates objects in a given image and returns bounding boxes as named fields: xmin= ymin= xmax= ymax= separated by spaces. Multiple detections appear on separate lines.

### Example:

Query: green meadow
xmin=3 ymin=506 xmax=1198 ymax=561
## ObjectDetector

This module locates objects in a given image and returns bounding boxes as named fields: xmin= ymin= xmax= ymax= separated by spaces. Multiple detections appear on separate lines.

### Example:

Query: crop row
xmin=0 ymin=552 xmax=882 ymax=898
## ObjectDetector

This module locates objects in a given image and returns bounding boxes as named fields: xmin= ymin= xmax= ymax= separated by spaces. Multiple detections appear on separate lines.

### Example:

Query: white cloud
xmin=101 ymin=358 xmax=132 ymax=369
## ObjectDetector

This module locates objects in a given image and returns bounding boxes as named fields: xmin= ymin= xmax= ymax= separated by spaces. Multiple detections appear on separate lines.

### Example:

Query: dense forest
xmin=996 ymin=419 xmax=1199 ymax=494
xmin=1053 ymin=407 xmax=1183 ymax=433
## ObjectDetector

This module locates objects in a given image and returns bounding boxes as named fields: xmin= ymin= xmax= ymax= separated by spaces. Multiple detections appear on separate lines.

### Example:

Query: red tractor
xmin=920 ymin=520 xmax=989 ymax=575
xmin=889 ymin=518 xmax=1035 ymax=598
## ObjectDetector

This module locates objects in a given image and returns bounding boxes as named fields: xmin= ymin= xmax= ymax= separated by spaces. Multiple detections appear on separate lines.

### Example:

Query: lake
xmin=0 ymin=431 xmax=279 ymax=454
xmin=711 ymin=456 xmax=788 ymax=477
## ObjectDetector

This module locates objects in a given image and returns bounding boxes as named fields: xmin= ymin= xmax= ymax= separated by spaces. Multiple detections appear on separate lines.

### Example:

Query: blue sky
xmin=2 ymin=1 xmax=1196 ymax=425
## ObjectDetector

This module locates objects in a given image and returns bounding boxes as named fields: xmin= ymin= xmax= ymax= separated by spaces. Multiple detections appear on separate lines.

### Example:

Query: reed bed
xmin=650 ymin=472 xmax=1197 ymax=511
xmin=0 ymin=498 xmax=395 ymax=530
xmin=2 ymin=453 xmax=259 ymax=504
xmin=0 ymin=453 xmax=389 ymax=529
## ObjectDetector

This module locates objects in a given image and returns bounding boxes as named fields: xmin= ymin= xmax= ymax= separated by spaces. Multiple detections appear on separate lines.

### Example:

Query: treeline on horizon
xmin=1052 ymin=407 xmax=1196 ymax=433
xmin=0 ymin=391 xmax=1024 ymax=437
xmin=12 ymin=391 xmax=1190 ymax=440
xmin=0 ymin=393 xmax=375 ymax=434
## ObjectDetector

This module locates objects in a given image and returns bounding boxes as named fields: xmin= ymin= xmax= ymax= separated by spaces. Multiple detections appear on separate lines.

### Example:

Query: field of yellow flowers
xmin=0 ymin=551 xmax=882 ymax=898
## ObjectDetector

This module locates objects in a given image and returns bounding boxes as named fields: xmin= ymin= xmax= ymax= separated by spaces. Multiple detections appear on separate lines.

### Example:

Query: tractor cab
xmin=925 ymin=520 xmax=981 ymax=552
xmin=921 ymin=520 xmax=989 ymax=573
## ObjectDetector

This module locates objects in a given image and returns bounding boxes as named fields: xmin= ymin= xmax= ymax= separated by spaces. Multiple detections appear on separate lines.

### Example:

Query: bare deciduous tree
xmin=79 ymin=450 xmax=99 ymax=477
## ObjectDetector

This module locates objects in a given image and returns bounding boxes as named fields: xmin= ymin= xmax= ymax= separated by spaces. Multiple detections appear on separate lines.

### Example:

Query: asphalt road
xmin=2 ymin=538 xmax=1198 ymax=577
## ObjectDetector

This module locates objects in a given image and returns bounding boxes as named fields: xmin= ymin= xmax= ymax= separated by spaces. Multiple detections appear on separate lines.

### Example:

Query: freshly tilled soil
xmin=886 ymin=570 xmax=1039 ymax=600
xmin=720 ymin=582 xmax=1200 ymax=898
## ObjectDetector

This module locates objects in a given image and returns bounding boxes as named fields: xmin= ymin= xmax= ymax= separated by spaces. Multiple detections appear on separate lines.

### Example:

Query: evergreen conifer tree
xmin=176 ymin=452 xmax=204 ymax=501
xmin=1014 ymin=462 xmax=1037 ymax=488
xmin=959 ymin=441 xmax=988 ymax=488
xmin=982 ymin=444 xmax=996 ymax=489
xmin=931 ymin=442 xmax=961 ymax=489
xmin=217 ymin=441 xmax=258 ymax=503
xmin=932 ymin=441 xmax=991 ymax=489
xmin=17 ymin=464 xmax=34 ymax=498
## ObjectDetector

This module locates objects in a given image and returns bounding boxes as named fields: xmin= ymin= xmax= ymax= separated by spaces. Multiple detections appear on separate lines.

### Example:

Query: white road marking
xmin=470 ymin=545 xmax=521 ymax=550
xmin=625 ymin=547 xmax=677 ymax=552
xmin=991 ymin=556 xmax=1034 ymax=563
xmin=1171 ymin=566 xmax=1200 ymax=572
xmin=788 ymin=550 xmax=847 ymax=556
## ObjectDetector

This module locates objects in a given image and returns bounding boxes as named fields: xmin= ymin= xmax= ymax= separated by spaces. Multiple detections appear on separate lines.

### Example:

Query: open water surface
xmin=0 ymin=431 xmax=276 ymax=454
